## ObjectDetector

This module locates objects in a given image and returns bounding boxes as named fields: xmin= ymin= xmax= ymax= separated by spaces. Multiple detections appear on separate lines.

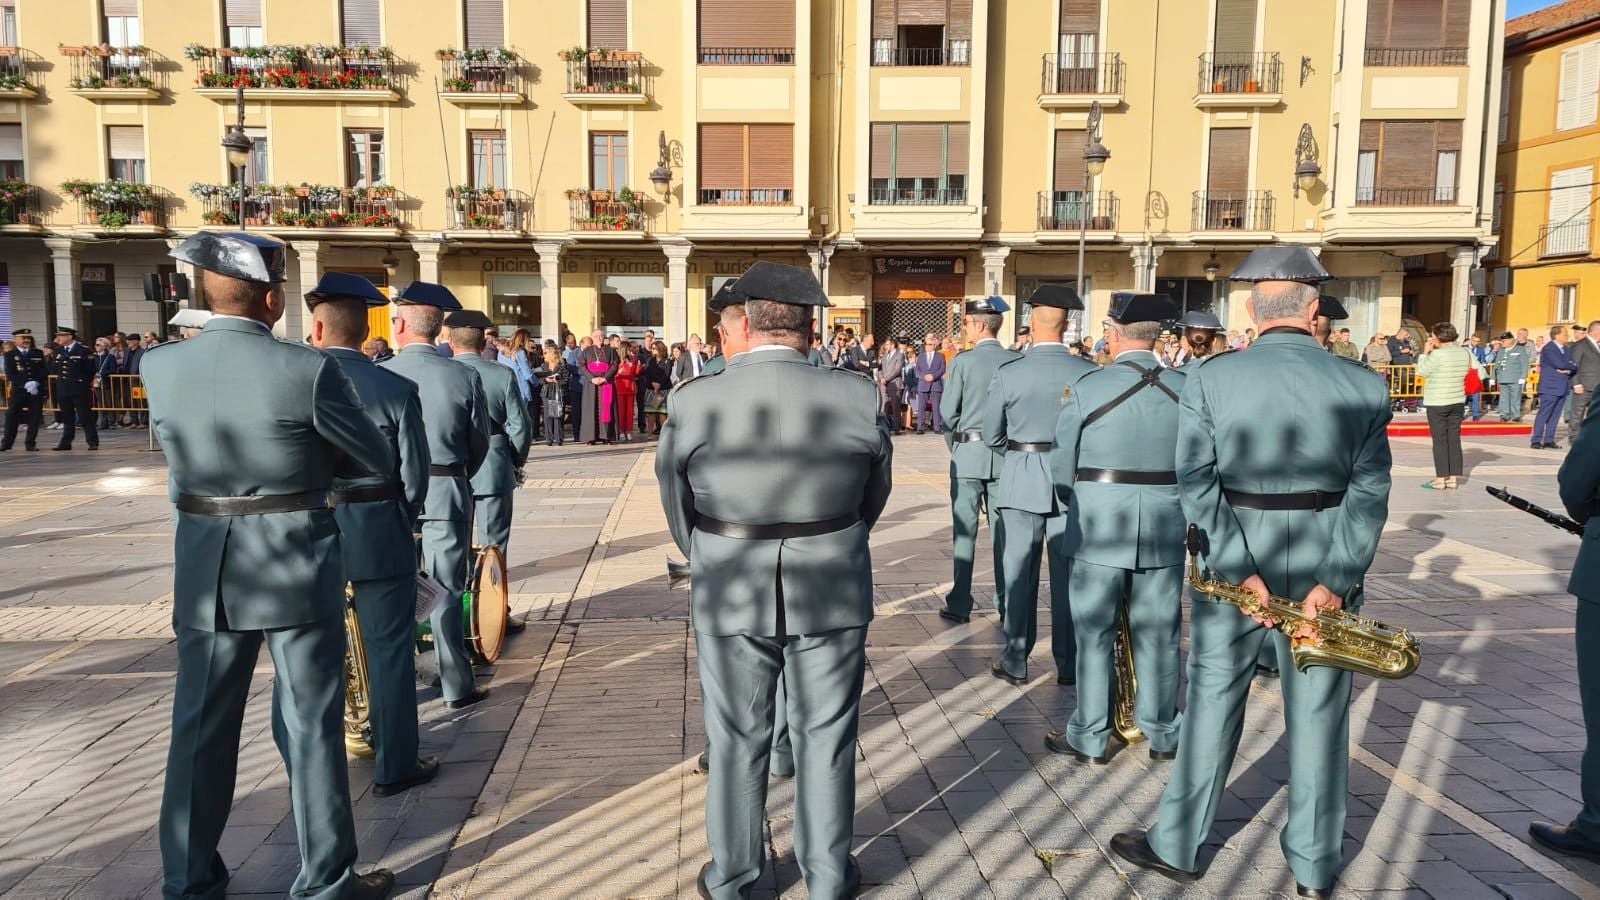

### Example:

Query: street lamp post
xmin=1077 ymin=100 xmax=1110 ymax=333
xmin=219 ymin=85 xmax=253 ymax=229
xmin=1293 ymin=122 xmax=1321 ymax=198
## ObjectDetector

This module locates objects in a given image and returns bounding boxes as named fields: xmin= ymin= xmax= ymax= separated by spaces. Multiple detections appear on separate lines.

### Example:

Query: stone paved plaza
xmin=0 ymin=426 xmax=1597 ymax=899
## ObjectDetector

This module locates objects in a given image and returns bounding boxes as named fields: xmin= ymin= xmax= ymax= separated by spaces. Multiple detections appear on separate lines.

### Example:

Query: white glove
xmin=22 ymin=380 xmax=38 ymax=396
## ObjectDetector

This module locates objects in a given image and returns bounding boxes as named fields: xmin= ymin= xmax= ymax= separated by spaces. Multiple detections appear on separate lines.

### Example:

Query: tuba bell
xmin=343 ymin=585 xmax=376 ymax=759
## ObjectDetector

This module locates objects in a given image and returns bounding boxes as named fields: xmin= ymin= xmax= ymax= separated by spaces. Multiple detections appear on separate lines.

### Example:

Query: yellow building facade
xmin=0 ymin=0 xmax=1502 ymax=348
xmin=1492 ymin=0 xmax=1600 ymax=337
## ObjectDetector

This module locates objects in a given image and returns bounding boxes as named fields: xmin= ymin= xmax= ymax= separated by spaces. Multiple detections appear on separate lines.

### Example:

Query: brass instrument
xmin=1110 ymin=605 xmax=1144 ymax=744
xmin=343 ymin=587 xmax=376 ymax=759
xmin=1184 ymin=527 xmax=1421 ymax=680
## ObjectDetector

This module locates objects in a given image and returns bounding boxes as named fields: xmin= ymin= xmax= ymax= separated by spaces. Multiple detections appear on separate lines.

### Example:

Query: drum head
xmin=471 ymin=546 xmax=509 ymax=663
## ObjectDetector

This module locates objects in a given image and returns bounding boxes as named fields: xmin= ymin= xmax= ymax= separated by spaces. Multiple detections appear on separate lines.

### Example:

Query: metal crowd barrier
xmin=0 ymin=374 xmax=150 ymax=413
xmin=1370 ymin=364 xmax=1502 ymax=403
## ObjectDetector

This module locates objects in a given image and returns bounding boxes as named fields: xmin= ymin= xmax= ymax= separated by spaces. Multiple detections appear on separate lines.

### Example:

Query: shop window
xmin=597 ymin=274 xmax=663 ymax=338
xmin=490 ymin=274 xmax=542 ymax=337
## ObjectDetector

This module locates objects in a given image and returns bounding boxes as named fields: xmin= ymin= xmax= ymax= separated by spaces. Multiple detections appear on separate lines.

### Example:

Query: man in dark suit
xmin=1569 ymin=321 xmax=1600 ymax=435
xmin=2 ymin=328 xmax=47 ymax=451
xmin=1537 ymin=326 xmax=1578 ymax=449
xmin=49 ymin=326 xmax=98 ymax=450
xmin=912 ymin=332 xmax=947 ymax=433
xmin=878 ymin=337 xmax=906 ymax=434
xmin=673 ymin=334 xmax=708 ymax=383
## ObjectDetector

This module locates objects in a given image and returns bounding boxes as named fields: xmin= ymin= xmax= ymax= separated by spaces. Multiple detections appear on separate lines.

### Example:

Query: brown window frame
xmin=697 ymin=123 xmax=794 ymax=206
xmin=345 ymin=128 xmax=384 ymax=189
xmin=469 ymin=129 xmax=507 ymax=189
xmin=590 ymin=131 xmax=628 ymax=192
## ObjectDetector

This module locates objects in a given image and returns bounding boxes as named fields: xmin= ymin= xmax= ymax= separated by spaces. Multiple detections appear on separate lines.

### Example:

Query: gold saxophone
xmin=343 ymin=587 xmax=376 ymax=759
xmin=1111 ymin=605 xmax=1144 ymax=744
xmin=1184 ymin=542 xmax=1421 ymax=680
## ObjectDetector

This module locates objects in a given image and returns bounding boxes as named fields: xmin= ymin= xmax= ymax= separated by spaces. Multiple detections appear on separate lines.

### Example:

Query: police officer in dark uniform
xmin=50 ymin=326 xmax=98 ymax=450
xmin=2 ymin=328 xmax=47 ymax=451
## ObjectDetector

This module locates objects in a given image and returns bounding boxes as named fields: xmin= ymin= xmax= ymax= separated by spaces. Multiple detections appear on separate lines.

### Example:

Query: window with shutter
xmin=1389 ymin=0 xmax=1442 ymax=48
xmin=698 ymin=124 xmax=744 ymax=199
xmin=1548 ymin=166 xmax=1594 ymax=256
xmin=747 ymin=124 xmax=793 ymax=200
xmin=341 ymin=0 xmax=381 ymax=47
xmin=1053 ymin=130 xmax=1088 ymax=195
xmin=898 ymin=0 xmax=946 ymax=25
xmin=0 ymin=123 xmax=20 ymax=180
xmin=1558 ymin=42 xmax=1600 ymax=131
xmin=1492 ymin=184 xmax=1503 ymax=236
xmin=1204 ymin=128 xmax=1250 ymax=228
xmin=107 ymin=125 xmax=145 ymax=183
xmin=1378 ymin=121 xmax=1435 ymax=192
xmin=465 ymin=0 xmax=504 ymax=49
xmin=1061 ymin=0 xmax=1098 ymax=33
xmin=1213 ymin=0 xmax=1257 ymax=57
xmin=1366 ymin=0 xmax=1391 ymax=49
xmin=870 ymin=123 xmax=894 ymax=182
xmin=869 ymin=123 xmax=966 ymax=204
xmin=102 ymin=0 xmax=137 ymax=17
xmin=224 ymin=0 xmax=262 ymax=42
xmin=1499 ymin=69 xmax=1511 ymax=143
xmin=588 ymin=0 xmax=627 ymax=50
xmin=699 ymin=0 xmax=795 ymax=62
xmin=590 ymin=132 xmax=627 ymax=192
xmin=470 ymin=130 xmax=506 ymax=188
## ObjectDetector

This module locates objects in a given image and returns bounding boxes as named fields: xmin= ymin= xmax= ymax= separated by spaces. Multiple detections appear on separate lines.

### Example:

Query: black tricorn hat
xmin=306 ymin=272 xmax=388 ymax=309
xmin=442 ymin=309 xmax=494 ymax=330
xmin=169 ymin=231 xmax=288 ymax=284
xmin=1025 ymin=284 xmax=1083 ymax=311
xmin=1107 ymin=292 xmax=1180 ymax=325
xmin=1229 ymin=246 xmax=1332 ymax=284
xmin=1178 ymin=310 xmax=1224 ymax=331
xmin=396 ymin=281 xmax=464 ymax=311
xmin=1317 ymin=295 xmax=1350 ymax=320
xmin=964 ymin=295 xmax=1011 ymax=315
xmin=709 ymin=280 xmax=744 ymax=313
xmin=732 ymin=261 xmax=831 ymax=308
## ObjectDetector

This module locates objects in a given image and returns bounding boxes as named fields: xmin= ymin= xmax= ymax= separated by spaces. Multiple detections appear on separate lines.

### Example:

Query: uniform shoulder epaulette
xmin=670 ymin=368 xmax=721 ymax=395
xmin=1196 ymin=349 xmax=1237 ymax=366
xmin=1331 ymin=353 xmax=1373 ymax=371
xmin=994 ymin=355 xmax=1026 ymax=373
xmin=143 ymin=338 xmax=180 ymax=355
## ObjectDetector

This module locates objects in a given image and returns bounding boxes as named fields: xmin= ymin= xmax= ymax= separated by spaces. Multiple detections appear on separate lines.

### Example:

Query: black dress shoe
xmin=1149 ymin=748 xmax=1178 ymax=762
xmin=1044 ymin=730 xmax=1107 ymax=764
xmin=1296 ymin=884 xmax=1333 ymax=898
xmin=350 ymin=868 xmax=395 ymax=899
xmin=371 ymin=756 xmax=440 ymax=797
xmin=1255 ymin=664 xmax=1280 ymax=679
xmin=937 ymin=606 xmax=971 ymax=624
xmin=1056 ymin=672 xmax=1076 ymax=686
xmin=1530 ymin=821 xmax=1600 ymax=862
xmin=52 ymin=445 xmax=69 ymax=451
xmin=1109 ymin=831 xmax=1198 ymax=882
xmin=25 ymin=446 xmax=38 ymax=451
xmin=990 ymin=660 xmax=1025 ymax=685
xmin=443 ymin=687 xmax=490 ymax=710
xmin=1550 ymin=443 xmax=1565 ymax=450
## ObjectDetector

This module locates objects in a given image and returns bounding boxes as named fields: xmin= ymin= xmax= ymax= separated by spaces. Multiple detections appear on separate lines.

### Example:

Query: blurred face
xmin=16 ymin=334 xmax=31 ymax=350
xmin=95 ymin=338 xmax=109 ymax=352
xmin=1519 ymin=329 xmax=1529 ymax=342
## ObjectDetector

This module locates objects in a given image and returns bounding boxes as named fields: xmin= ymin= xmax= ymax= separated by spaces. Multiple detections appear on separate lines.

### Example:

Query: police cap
xmin=396 ymin=281 xmax=464 ymax=311
xmin=306 ymin=272 xmax=388 ymax=309
xmin=1025 ymin=284 xmax=1084 ymax=311
xmin=1016 ymin=326 xmax=1031 ymax=337
xmin=442 ymin=309 xmax=494 ymax=330
xmin=169 ymin=231 xmax=288 ymax=284
xmin=54 ymin=326 xmax=78 ymax=338
xmin=1107 ymin=292 xmax=1179 ymax=325
xmin=1228 ymin=246 xmax=1331 ymax=285
xmin=731 ymin=261 xmax=831 ymax=307
xmin=11 ymin=328 xmax=30 ymax=337
xmin=1316 ymin=295 xmax=1350 ymax=320
xmin=1177 ymin=310 xmax=1224 ymax=331
xmin=964 ymin=295 xmax=1011 ymax=315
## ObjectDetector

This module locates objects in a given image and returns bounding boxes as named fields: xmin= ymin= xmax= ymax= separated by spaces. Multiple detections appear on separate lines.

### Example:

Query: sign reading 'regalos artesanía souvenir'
xmin=874 ymin=256 xmax=965 ymax=277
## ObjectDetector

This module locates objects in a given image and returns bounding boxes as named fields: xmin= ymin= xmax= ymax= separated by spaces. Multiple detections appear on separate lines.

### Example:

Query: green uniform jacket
xmin=656 ymin=347 xmax=894 ymax=637
xmin=1560 ymin=397 xmax=1600 ymax=601
xmin=454 ymin=354 xmax=533 ymax=497
xmin=142 ymin=318 xmax=392 ymax=631
xmin=701 ymin=353 xmax=726 ymax=376
xmin=1051 ymin=350 xmax=1188 ymax=569
xmin=380 ymin=343 xmax=490 ymax=522
xmin=1178 ymin=331 xmax=1392 ymax=601
xmin=326 ymin=347 xmax=431 ymax=582
xmin=941 ymin=339 xmax=1022 ymax=480
xmin=981 ymin=343 xmax=1098 ymax=515
xmin=1496 ymin=342 xmax=1533 ymax=383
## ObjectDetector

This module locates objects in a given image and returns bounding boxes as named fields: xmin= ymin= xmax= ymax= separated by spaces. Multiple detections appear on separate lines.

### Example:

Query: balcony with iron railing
xmin=1037 ymin=52 xmax=1124 ymax=107
xmin=868 ymin=185 xmax=969 ymax=206
xmin=1354 ymin=185 xmax=1459 ymax=207
xmin=870 ymin=40 xmax=971 ymax=67
xmin=1192 ymin=190 xmax=1273 ymax=232
xmin=1036 ymin=191 xmax=1118 ymax=233
xmin=1364 ymin=47 xmax=1469 ymax=67
xmin=188 ymin=44 xmax=401 ymax=101
xmin=566 ymin=188 xmax=649 ymax=235
xmin=0 ymin=181 xmax=42 ymax=231
xmin=697 ymin=187 xmax=794 ymax=206
xmin=1195 ymin=52 xmax=1282 ymax=106
xmin=445 ymin=186 xmax=531 ymax=233
xmin=189 ymin=182 xmax=408 ymax=234
xmin=560 ymin=49 xmax=649 ymax=105
xmin=60 ymin=45 xmax=164 ymax=98
xmin=0 ymin=49 xmax=41 ymax=98
xmin=439 ymin=49 xmax=525 ymax=104
xmin=1540 ymin=218 xmax=1592 ymax=259
xmin=697 ymin=46 xmax=795 ymax=65
xmin=61 ymin=180 xmax=170 ymax=232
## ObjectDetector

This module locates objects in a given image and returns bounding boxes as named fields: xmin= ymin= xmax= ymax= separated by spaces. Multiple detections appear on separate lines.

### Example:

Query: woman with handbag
xmin=532 ymin=347 xmax=570 ymax=447
xmin=614 ymin=338 xmax=643 ymax=442
xmin=642 ymin=342 xmax=671 ymax=436
xmin=1416 ymin=321 xmax=1484 ymax=490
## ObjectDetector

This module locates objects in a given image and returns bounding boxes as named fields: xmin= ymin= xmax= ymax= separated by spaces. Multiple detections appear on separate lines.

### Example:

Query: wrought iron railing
xmin=62 ymin=46 xmax=162 ymax=90
xmin=697 ymin=47 xmax=795 ymax=65
xmin=566 ymin=190 xmax=648 ymax=232
xmin=0 ymin=48 xmax=40 ymax=92
xmin=1036 ymin=191 xmax=1118 ymax=230
xmin=1364 ymin=47 xmax=1469 ymax=67
xmin=441 ymin=52 xmax=523 ymax=95
xmin=190 ymin=46 xmax=397 ymax=91
xmin=1192 ymin=190 xmax=1273 ymax=231
xmin=1540 ymin=219 xmax=1592 ymax=258
xmin=191 ymin=184 xmax=407 ymax=229
xmin=1040 ymin=52 xmax=1124 ymax=94
xmin=0 ymin=182 xmax=40 ymax=226
xmin=869 ymin=41 xmax=972 ymax=67
xmin=446 ymin=187 xmax=530 ymax=231
xmin=62 ymin=181 xmax=170 ymax=228
xmin=697 ymin=187 xmax=794 ymax=206
xmin=1354 ymin=186 xmax=1459 ymax=207
xmin=868 ymin=186 xmax=968 ymax=206
xmin=563 ymin=54 xmax=647 ymax=95
xmin=1197 ymin=51 xmax=1282 ymax=94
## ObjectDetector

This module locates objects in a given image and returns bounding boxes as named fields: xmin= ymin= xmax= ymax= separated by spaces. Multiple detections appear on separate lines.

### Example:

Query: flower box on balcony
xmin=59 ymin=45 xmax=85 ymax=57
xmin=1243 ymin=80 xmax=1261 ymax=93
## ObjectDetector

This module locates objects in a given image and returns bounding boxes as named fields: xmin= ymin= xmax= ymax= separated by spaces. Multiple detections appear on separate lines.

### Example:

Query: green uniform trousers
xmin=352 ymin=574 xmax=421 ymax=785
xmin=474 ymin=493 xmax=512 ymax=557
xmin=1147 ymin=599 xmax=1352 ymax=890
xmin=946 ymin=474 xmax=1006 ymax=617
xmin=1256 ymin=641 xmax=1280 ymax=673
xmin=421 ymin=517 xmax=478 ymax=702
xmin=1574 ymin=600 xmax=1600 ymax=841
xmin=160 ymin=624 xmax=358 ymax=900
xmin=995 ymin=508 xmax=1074 ymax=679
xmin=696 ymin=626 xmax=867 ymax=900
xmin=1065 ymin=560 xmax=1182 ymax=757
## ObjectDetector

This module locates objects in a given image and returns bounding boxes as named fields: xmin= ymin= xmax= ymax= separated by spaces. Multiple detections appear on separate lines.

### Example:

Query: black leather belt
xmin=1006 ymin=441 xmax=1053 ymax=453
xmin=953 ymin=431 xmax=984 ymax=444
xmin=1224 ymin=488 xmax=1346 ymax=511
xmin=177 ymin=491 xmax=329 ymax=516
xmin=694 ymin=513 xmax=859 ymax=540
xmin=330 ymin=484 xmax=400 ymax=505
xmin=429 ymin=464 xmax=467 ymax=477
xmin=490 ymin=422 xmax=506 ymax=437
xmin=1076 ymin=467 xmax=1178 ymax=485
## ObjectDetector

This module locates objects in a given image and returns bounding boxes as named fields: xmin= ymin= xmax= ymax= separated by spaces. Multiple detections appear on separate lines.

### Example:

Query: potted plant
xmin=366 ymin=183 xmax=395 ymax=199
xmin=435 ymin=48 xmax=457 ymax=60
xmin=203 ymin=209 xmax=237 ymax=225
xmin=91 ymin=44 xmax=114 ymax=58
xmin=1243 ymin=79 xmax=1261 ymax=93
xmin=100 ymin=210 xmax=131 ymax=229
xmin=564 ymin=188 xmax=585 ymax=200
xmin=490 ymin=187 xmax=505 ymax=200
xmin=444 ymin=76 xmax=472 ymax=92
xmin=560 ymin=45 xmax=590 ymax=62
xmin=60 ymin=45 xmax=86 ymax=57
xmin=589 ymin=189 xmax=613 ymax=202
xmin=614 ymin=50 xmax=642 ymax=62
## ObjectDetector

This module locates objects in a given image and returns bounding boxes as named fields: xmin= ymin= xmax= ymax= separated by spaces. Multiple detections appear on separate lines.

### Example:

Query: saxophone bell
xmin=343 ymin=585 xmax=376 ymax=759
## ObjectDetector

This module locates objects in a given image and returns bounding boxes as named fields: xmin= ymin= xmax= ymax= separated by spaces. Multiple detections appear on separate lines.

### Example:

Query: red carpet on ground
xmin=1387 ymin=420 xmax=1532 ymax=438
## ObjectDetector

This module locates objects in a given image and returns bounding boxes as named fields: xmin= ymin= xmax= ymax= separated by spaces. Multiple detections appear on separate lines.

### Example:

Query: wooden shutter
xmin=107 ymin=126 xmax=144 ymax=160
xmin=899 ymin=0 xmax=946 ymax=26
xmin=748 ymin=124 xmax=793 ymax=190
xmin=1061 ymin=0 xmax=1098 ymax=33
xmin=1442 ymin=0 xmax=1469 ymax=46
xmin=949 ymin=0 xmax=972 ymax=42
xmin=1379 ymin=121 xmax=1435 ymax=189
xmin=1436 ymin=120 xmax=1462 ymax=152
xmin=700 ymin=0 xmax=793 ymax=48
xmin=945 ymin=124 xmax=969 ymax=176
xmin=1550 ymin=166 xmax=1594 ymax=226
xmin=1567 ymin=42 xmax=1600 ymax=130
xmin=341 ymin=0 xmax=380 ymax=46
xmin=896 ymin=124 xmax=944 ymax=178
xmin=1359 ymin=120 xmax=1381 ymax=151
xmin=699 ymin=124 xmax=744 ymax=191
xmin=870 ymin=123 xmax=893 ymax=178
xmin=1366 ymin=0 xmax=1391 ymax=47
xmin=102 ymin=0 xmax=138 ymax=16
xmin=588 ymin=0 xmax=627 ymax=50
xmin=1206 ymin=129 xmax=1249 ymax=193
xmin=0 ymin=125 xmax=20 ymax=160
xmin=1053 ymin=130 xmax=1087 ymax=193
xmin=465 ymin=0 xmax=504 ymax=49
xmin=224 ymin=0 xmax=261 ymax=28
xmin=873 ymin=0 xmax=895 ymax=40
xmin=1389 ymin=0 xmax=1441 ymax=48
xmin=1213 ymin=0 xmax=1257 ymax=56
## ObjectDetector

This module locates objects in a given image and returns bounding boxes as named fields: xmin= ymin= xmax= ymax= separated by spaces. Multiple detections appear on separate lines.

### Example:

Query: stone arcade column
xmin=1450 ymin=245 xmax=1477 ymax=337
xmin=44 ymin=238 xmax=79 ymax=334
xmin=411 ymin=240 xmax=443 ymax=284
xmin=288 ymin=240 xmax=323 ymax=342
xmin=534 ymin=241 xmax=567 ymax=344
xmin=663 ymin=241 xmax=692 ymax=344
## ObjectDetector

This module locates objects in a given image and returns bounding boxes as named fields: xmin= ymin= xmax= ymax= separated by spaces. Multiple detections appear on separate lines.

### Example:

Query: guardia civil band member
xmin=1046 ymin=292 xmax=1185 ymax=764
xmin=443 ymin=309 xmax=534 ymax=562
xmin=657 ymin=261 xmax=893 ymax=899
xmin=981 ymin=285 xmax=1097 ymax=685
xmin=148 ymin=234 xmax=396 ymax=899
xmin=306 ymin=272 xmax=440 ymax=796
xmin=1112 ymin=247 xmax=1392 ymax=898
xmin=938 ymin=296 xmax=1020 ymax=624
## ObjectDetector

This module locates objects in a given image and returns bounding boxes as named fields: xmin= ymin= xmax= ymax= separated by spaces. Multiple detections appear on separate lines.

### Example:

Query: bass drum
xmin=465 ymin=545 xmax=509 ymax=664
